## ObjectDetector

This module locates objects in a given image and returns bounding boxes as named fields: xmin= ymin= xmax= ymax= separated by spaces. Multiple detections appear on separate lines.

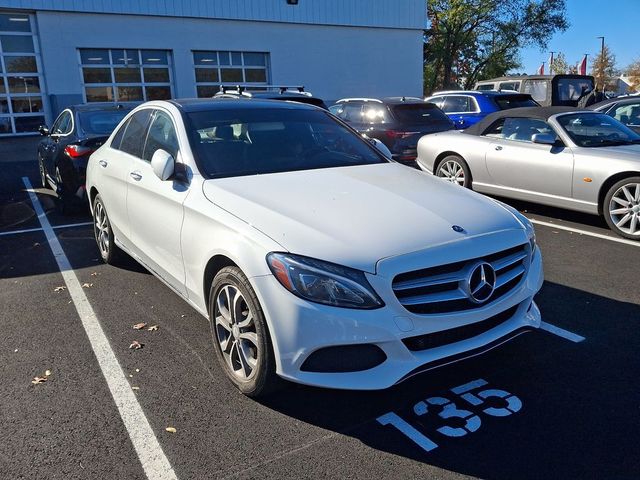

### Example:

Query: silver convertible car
xmin=416 ymin=107 xmax=640 ymax=239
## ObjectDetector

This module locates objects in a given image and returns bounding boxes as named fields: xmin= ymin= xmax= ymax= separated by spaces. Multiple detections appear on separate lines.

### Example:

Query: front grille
xmin=392 ymin=244 xmax=529 ymax=315
xmin=402 ymin=303 xmax=520 ymax=351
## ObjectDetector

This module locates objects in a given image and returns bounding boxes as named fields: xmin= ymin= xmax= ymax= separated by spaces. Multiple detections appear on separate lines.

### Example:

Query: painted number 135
xmin=377 ymin=379 xmax=522 ymax=452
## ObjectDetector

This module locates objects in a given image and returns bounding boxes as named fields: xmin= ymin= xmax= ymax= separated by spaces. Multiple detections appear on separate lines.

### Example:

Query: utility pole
xmin=596 ymin=36 xmax=605 ymax=91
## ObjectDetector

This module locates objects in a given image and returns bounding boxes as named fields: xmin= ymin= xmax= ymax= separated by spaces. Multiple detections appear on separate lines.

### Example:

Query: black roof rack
xmin=218 ymin=84 xmax=305 ymax=95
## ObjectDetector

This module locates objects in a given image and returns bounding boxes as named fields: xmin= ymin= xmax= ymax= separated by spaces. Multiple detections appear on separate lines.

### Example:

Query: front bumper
xmin=251 ymin=244 xmax=544 ymax=390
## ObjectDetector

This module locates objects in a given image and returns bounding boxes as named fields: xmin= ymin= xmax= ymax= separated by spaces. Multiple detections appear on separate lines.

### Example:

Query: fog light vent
xmin=300 ymin=344 xmax=386 ymax=373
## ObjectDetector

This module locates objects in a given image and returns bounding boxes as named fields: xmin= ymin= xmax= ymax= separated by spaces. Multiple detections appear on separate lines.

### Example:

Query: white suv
xmin=86 ymin=98 xmax=543 ymax=397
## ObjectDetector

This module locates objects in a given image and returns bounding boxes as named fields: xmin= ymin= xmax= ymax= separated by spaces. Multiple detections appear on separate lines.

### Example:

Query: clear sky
xmin=518 ymin=0 xmax=640 ymax=74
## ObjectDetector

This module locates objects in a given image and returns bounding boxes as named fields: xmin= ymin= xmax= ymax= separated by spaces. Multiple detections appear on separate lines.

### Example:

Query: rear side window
xmin=391 ymin=104 xmax=452 ymax=125
xmin=494 ymin=95 xmax=539 ymax=110
xmin=111 ymin=118 xmax=129 ymax=150
xmin=523 ymin=80 xmax=549 ymax=103
xmin=441 ymin=96 xmax=475 ymax=113
xmin=119 ymin=109 xmax=153 ymax=158
xmin=340 ymin=103 xmax=363 ymax=122
xmin=498 ymin=82 xmax=520 ymax=91
xmin=143 ymin=110 xmax=179 ymax=161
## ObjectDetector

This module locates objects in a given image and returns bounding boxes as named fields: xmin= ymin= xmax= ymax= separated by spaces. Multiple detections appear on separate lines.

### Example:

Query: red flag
xmin=537 ymin=62 xmax=545 ymax=75
xmin=579 ymin=55 xmax=587 ymax=75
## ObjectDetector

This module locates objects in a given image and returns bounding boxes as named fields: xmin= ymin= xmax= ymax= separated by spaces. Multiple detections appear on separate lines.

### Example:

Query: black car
xmin=213 ymin=85 xmax=328 ymax=109
xmin=589 ymin=95 xmax=640 ymax=134
xmin=329 ymin=97 xmax=454 ymax=164
xmin=38 ymin=103 xmax=134 ymax=212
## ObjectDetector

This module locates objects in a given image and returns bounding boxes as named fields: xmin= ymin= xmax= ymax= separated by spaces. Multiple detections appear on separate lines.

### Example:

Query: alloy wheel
xmin=214 ymin=284 xmax=260 ymax=381
xmin=93 ymin=201 xmax=110 ymax=258
xmin=609 ymin=182 xmax=640 ymax=236
xmin=437 ymin=159 xmax=466 ymax=186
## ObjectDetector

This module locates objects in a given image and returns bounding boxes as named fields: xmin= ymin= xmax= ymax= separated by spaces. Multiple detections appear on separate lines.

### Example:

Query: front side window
xmin=557 ymin=113 xmax=640 ymax=147
xmin=610 ymin=102 xmax=640 ymax=127
xmin=143 ymin=110 xmax=179 ymax=161
xmin=79 ymin=48 xmax=173 ymax=103
xmin=119 ymin=109 xmax=153 ymax=158
xmin=193 ymin=51 xmax=269 ymax=98
xmin=51 ymin=110 xmax=72 ymax=135
xmin=523 ymin=80 xmax=548 ymax=103
xmin=484 ymin=117 xmax=557 ymax=142
xmin=185 ymin=108 xmax=387 ymax=179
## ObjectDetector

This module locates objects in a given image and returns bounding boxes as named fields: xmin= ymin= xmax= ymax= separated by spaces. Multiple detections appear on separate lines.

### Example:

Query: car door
xmin=42 ymin=110 xmax=72 ymax=177
xmin=484 ymin=117 xmax=574 ymax=199
xmin=95 ymin=109 xmax=152 ymax=244
xmin=441 ymin=96 xmax=479 ymax=129
xmin=126 ymin=108 xmax=189 ymax=296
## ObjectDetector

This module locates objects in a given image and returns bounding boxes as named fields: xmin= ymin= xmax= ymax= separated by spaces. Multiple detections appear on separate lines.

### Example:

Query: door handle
xmin=130 ymin=171 xmax=142 ymax=181
xmin=98 ymin=160 xmax=108 ymax=168
xmin=495 ymin=145 xmax=503 ymax=151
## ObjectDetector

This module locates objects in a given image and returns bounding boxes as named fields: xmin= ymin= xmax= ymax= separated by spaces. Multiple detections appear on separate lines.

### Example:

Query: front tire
xmin=92 ymin=194 xmax=123 ymax=264
xmin=603 ymin=177 xmax=640 ymax=240
xmin=435 ymin=155 xmax=472 ymax=188
xmin=209 ymin=267 xmax=280 ymax=397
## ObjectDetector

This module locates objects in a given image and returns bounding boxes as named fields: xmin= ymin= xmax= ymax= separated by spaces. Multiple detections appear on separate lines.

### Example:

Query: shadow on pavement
xmin=258 ymin=282 xmax=640 ymax=479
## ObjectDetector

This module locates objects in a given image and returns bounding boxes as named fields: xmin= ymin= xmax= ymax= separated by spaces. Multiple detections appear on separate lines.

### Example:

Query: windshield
xmin=390 ymin=104 xmax=452 ymax=125
xmin=78 ymin=110 xmax=131 ymax=135
xmin=185 ymin=108 xmax=388 ymax=179
xmin=557 ymin=113 xmax=640 ymax=147
xmin=494 ymin=95 xmax=539 ymax=110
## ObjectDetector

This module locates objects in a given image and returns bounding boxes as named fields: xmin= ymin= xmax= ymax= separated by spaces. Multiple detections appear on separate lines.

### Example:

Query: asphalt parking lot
xmin=1 ymin=137 xmax=639 ymax=480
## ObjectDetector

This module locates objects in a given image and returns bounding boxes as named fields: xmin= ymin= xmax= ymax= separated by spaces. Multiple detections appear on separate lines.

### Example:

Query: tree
xmin=423 ymin=0 xmax=569 ymax=93
xmin=591 ymin=44 xmax=617 ymax=90
xmin=551 ymin=52 xmax=569 ymax=75
xmin=626 ymin=58 xmax=640 ymax=93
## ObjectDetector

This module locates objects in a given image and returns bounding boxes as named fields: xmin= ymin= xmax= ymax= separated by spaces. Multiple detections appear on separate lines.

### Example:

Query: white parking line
xmin=528 ymin=218 xmax=640 ymax=248
xmin=0 ymin=221 xmax=92 ymax=237
xmin=22 ymin=177 xmax=177 ymax=480
xmin=540 ymin=321 xmax=585 ymax=343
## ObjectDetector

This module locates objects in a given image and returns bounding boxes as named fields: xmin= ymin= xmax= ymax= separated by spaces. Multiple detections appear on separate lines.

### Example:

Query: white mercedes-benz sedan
xmin=86 ymin=98 xmax=543 ymax=397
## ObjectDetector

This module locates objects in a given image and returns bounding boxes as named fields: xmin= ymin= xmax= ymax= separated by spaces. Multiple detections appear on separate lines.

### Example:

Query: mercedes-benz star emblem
xmin=466 ymin=262 xmax=496 ymax=304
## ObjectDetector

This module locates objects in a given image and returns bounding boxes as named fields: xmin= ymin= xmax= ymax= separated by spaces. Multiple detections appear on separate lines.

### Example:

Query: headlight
xmin=266 ymin=253 xmax=384 ymax=309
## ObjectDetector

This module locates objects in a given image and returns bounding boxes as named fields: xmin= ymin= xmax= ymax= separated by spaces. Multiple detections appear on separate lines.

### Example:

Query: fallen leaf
xmin=165 ymin=427 xmax=177 ymax=433
xmin=45 ymin=370 xmax=52 ymax=377
xmin=54 ymin=286 xmax=66 ymax=292
xmin=133 ymin=322 xmax=147 ymax=330
xmin=82 ymin=283 xmax=93 ymax=288
xmin=32 ymin=376 xmax=47 ymax=384
xmin=129 ymin=341 xmax=143 ymax=350
xmin=147 ymin=325 xmax=158 ymax=332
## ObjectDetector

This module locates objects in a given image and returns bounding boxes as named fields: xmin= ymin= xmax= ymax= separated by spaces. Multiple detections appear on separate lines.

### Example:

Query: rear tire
xmin=92 ymin=194 xmax=123 ymax=264
xmin=209 ymin=266 xmax=281 ymax=397
xmin=603 ymin=176 xmax=640 ymax=240
xmin=435 ymin=155 xmax=472 ymax=188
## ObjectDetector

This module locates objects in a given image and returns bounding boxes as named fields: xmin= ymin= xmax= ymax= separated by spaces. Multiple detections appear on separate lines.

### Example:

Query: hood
xmin=202 ymin=163 xmax=524 ymax=273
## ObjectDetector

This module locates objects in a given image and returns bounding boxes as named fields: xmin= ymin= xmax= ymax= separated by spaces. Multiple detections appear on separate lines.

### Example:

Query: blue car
xmin=425 ymin=91 xmax=539 ymax=129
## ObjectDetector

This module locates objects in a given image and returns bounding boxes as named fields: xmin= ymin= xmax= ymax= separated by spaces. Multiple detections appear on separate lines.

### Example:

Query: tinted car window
xmin=442 ymin=96 xmax=472 ymax=113
xmin=557 ymin=113 xmax=640 ymax=147
xmin=143 ymin=110 xmax=179 ymax=161
xmin=185 ymin=108 xmax=386 ymax=179
xmin=79 ymin=110 xmax=131 ymax=135
xmin=390 ymin=104 xmax=452 ymax=125
xmin=119 ymin=109 xmax=152 ymax=158
xmin=362 ymin=104 xmax=388 ymax=124
xmin=52 ymin=111 xmax=72 ymax=135
xmin=111 ymin=118 xmax=129 ymax=150
xmin=493 ymin=95 xmax=539 ymax=110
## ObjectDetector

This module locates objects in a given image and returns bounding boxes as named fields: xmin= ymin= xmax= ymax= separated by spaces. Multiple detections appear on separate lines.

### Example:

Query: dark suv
xmin=38 ymin=103 xmax=134 ymax=212
xmin=213 ymin=85 xmax=328 ymax=109
xmin=329 ymin=97 xmax=454 ymax=165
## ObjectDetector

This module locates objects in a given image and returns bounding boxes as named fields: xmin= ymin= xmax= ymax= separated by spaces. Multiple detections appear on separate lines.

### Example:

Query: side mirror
xmin=39 ymin=125 xmax=49 ymax=136
xmin=531 ymin=133 xmax=557 ymax=145
xmin=151 ymin=149 xmax=174 ymax=181
xmin=364 ymin=135 xmax=393 ymax=158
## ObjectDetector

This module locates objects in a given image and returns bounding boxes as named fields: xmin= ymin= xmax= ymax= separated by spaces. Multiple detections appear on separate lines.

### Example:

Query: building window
xmin=193 ymin=51 xmax=269 ymax=97
xmin=0 ymin=12 xmax=46 ymax=135
xmin=79 ymin=48 xmax=173 ymax=103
